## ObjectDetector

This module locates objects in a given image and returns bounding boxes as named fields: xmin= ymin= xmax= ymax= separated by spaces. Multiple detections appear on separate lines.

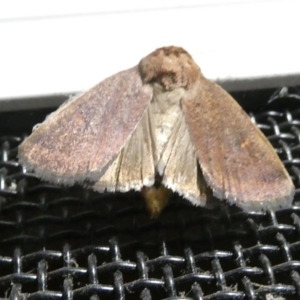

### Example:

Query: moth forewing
xmin=182 ymin=77 xmax=294 ymax=212
xmin=18 ymin=67 xmax=153 ymax=186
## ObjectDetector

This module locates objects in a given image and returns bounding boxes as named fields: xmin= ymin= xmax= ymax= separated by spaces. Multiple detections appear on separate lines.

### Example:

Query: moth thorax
xmin=138 ymin=46 xmax=201 ymax=91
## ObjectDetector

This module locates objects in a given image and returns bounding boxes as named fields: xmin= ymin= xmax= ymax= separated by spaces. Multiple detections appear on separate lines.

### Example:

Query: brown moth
xmin=18 ymin=46 xmax=295 ymax=216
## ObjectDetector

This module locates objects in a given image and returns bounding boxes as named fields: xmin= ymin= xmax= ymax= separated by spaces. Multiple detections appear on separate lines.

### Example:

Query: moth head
xmin=138 ymin=46 xmax=201 ymax=91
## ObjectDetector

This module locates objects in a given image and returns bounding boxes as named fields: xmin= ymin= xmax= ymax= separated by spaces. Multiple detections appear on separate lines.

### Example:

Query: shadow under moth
xmin=18 ymin=46 xmax=295 ymax=217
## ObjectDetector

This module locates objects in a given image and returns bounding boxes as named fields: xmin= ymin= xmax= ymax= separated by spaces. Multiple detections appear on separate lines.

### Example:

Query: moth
xmin=18 ymin=46 xmax=295 ymax=216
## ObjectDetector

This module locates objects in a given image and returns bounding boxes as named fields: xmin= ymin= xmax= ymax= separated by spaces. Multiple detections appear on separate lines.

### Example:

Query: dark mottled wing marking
xmin=182 ymin=77 xmax=295 ymax=211
xmin=19 ymin=66 xmax=153 ymax=185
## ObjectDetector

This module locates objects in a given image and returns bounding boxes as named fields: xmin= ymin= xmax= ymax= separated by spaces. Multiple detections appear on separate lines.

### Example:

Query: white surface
xmin=0 ymin=0 xmax=300 ymax=110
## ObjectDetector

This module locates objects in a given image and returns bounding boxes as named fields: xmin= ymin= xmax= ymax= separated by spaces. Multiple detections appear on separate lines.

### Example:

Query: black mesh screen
xmin=1 ymin=87 xmax=300 ymax=300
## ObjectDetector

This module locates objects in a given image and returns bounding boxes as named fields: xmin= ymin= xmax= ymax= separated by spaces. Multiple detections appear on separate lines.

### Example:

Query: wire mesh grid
xmin=1 ymin=87 xmax=300 ymax=300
